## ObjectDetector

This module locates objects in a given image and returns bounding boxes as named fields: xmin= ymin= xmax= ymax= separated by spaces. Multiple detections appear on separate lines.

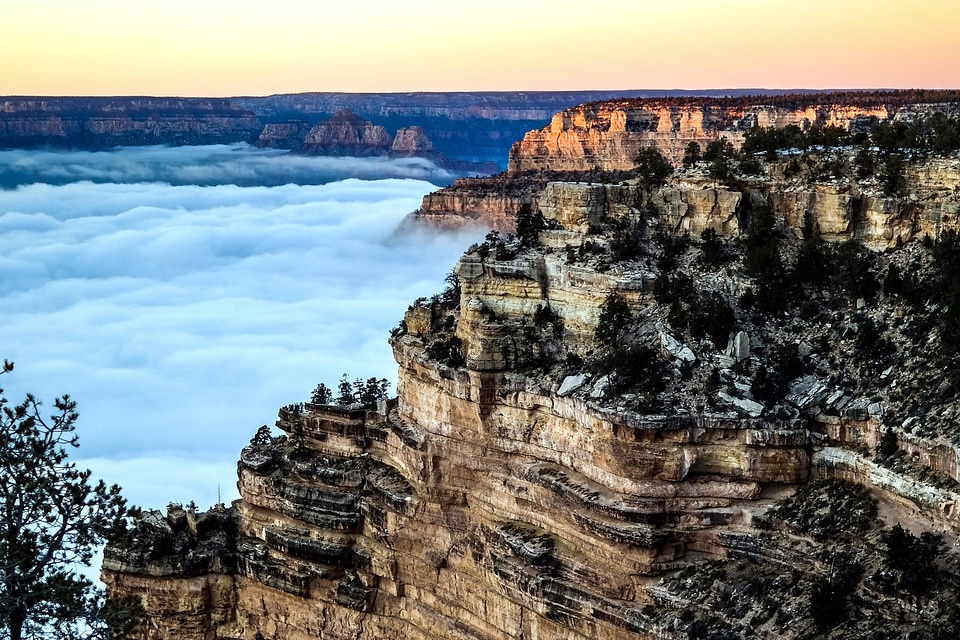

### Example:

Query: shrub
xmin=698 ymin=228 xmax=727 ymax=266
xmin=881 ymin=524 xmax=943 ymax=597
xmin=594 ymin=292 xmax=632 ymax=348
xmin=877 ymin=427 xmax=898 ymax=457
xmin=810 ymin=551 xmax=862 ymax=628
xmin=635 ymin=147 xmax=673 ymax=188
xmin=605 ymin=344 xmax=666 ymax=398
xmin=688 ymin=292 xmax=736 ymax=350
xmin=515 ymin=203 xmax=548 ymax=248
xmin=682 ymin=141 xmax=701 ymax=167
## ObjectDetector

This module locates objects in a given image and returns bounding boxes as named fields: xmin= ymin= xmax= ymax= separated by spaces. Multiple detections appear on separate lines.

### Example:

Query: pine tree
xmin=0 ymin=360 xmax=142 ymax=640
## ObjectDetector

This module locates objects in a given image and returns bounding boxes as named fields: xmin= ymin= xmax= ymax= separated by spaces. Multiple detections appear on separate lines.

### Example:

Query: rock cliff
xmin=255 ymin=121 xmax=313 ymax=149
xmin=507 ymin=93 xmax=960 ymax=172
xmin=297 ymin=109 xmax=394 ymax=156
xmin=407 ymin=155 xmax=960 ymax=249
xmin=235 ymin=90 xmax=778 ymax=171
xmin=0 ymin=98 xmax=262 ymax=147
xmin=103 ymin=96 xmax=960 ymax=639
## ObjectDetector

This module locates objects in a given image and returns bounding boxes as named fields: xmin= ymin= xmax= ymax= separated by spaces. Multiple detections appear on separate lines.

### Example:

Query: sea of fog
xmin=0 ymin=144 xmax=483 ymax=511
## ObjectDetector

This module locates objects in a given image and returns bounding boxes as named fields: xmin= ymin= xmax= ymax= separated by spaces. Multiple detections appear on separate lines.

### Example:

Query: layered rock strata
xmin=104 ymin=155 xmax=960 ymax=638
xmin=507 ymin=97 xmax=960 ymax=172
xmin=298 ymin=109 xmax=393 ymax=156
xmin=407 ymin=156 xmax=960 ymax=248
xmin=255 ymin=121 xmax=312 ymax=149
xmin=0 ymin=98 xmax=262 ymax=147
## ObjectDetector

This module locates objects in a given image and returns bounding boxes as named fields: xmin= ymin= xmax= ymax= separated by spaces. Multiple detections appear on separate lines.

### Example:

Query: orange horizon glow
xmin=2 ymin=0 xmax=959 ymax=97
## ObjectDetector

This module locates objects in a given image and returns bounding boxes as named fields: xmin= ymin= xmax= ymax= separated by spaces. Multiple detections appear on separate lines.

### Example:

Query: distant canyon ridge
xmin=0 ymin=90 xmax=832 ymax=173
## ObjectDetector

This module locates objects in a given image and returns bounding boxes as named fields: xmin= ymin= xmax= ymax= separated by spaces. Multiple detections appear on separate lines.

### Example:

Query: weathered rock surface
xmin=255 ymin=121 xmax=312 ymax=149
xmin=390 ymin=126 xmax=434 ymax=155
xmin=508 ymin=96 xmax=960 ymax=172
xmin=298 ymin=109 xmax=393 ymax=156
xmin=103 ymin=95 xmax=960 ymax=639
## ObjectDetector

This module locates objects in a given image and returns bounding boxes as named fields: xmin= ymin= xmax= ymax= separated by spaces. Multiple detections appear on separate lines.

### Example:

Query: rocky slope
xmin=0 ymin=97 xmax=262 ymax=147
xmin=296 ymin=109 xmax=393 ymax=156
xmin=104 ymin=122 xmax=960 ymax=637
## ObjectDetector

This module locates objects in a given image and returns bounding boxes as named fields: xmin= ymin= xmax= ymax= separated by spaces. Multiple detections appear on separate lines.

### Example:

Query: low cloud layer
xmin=0 ymin=143 xmax=455 ymax=188
xmin=0 ymin=149 xmax=482 ymax=509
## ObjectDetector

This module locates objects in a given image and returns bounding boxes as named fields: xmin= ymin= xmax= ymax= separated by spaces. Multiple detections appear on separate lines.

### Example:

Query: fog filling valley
xmin=0 ymin=145 xmax=480 ymax=510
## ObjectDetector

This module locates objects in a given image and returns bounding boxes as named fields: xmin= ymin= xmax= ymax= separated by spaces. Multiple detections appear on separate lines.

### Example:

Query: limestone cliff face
xmin=103 ymin=156 xmax=960 ymax=637
xmin=400 ymin=177 xmax=538 ymax=233
xmin=534 ymin=157 xmax=960 ymax=250
xmin=0 ymin=98 xmax=262 ymax=147
xmin=408 ymin=155 xmax=960 ymax=248
xmin=507 ymin=100 xmax=960 ymax=172
xmin=104 ymin=352 xmax=812 ymax=640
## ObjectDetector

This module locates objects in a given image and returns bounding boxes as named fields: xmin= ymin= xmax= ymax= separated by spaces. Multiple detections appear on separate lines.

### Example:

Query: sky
xmin=2 ymin=0 xmax=959 ymax=96
xmin=0 ymin=146 xmax=481 ymax=510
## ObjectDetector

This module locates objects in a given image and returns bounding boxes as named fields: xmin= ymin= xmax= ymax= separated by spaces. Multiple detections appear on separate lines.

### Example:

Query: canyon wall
xmin=407 ymin=156 xmax=960 ymax=249
xmin=104 ymin=167 xmax=960 ymax=639
xmin=102 ymin=95 xmax=960 ymax=639
xmin=0 ymin=98 xmax=262 ymax=147
xmin=507 ymin=100 xmax=960 ymax=172
xmin=235 ymin=90 xmax=770 ymax=170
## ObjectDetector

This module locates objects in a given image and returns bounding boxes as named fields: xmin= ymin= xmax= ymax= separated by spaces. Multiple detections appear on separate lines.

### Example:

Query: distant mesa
xmin=297 ymin=109 xmax=393 ymax=156
xmin=257 ymin=109 xmax=495 ymax=173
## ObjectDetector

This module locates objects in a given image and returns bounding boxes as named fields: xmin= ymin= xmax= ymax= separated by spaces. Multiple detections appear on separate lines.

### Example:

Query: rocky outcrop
xmin=507 ymin=97 xmax=960 ymax=172
xmin=298 ymin=109 xmax=393 ymax=156
xmin=390 ymin=126 xmax=434 ymax=155
xmin=0 ymin=98 xmax=261 ymax=148
xmin=404 ymin=155 xmax=960 ymax=248
xmin=255 ymin=121 xmax=312 ymax=149
xmin=398 ymin=176 xmax=543 ymax=234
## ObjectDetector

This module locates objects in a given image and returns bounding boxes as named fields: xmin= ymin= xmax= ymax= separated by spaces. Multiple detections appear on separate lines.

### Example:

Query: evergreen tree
xmin=310 ymin=383 xmax=333 ymax=405
xmin=682 ymin=141 xmax=702 ymax=167
xmin=634 ymin=147 xmax=672 ymax=188
xmin=0 ymin=361 xmax=142 ymax=640
xmin=594 ymin=293 xmax=632 ymax=348
xmin=336 ymin=375 xmax=355 ymax=406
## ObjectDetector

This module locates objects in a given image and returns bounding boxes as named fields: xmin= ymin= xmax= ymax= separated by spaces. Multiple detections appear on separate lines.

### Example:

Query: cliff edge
xmin=103 ymin=96 xmax=960 ymax=640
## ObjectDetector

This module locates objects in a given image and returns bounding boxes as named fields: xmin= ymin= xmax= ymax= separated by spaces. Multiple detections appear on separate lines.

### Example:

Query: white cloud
xmin=0 ymin=143 xmax=455 ymax=188
xmin=0 ymin=147 xmax=482 ymax=510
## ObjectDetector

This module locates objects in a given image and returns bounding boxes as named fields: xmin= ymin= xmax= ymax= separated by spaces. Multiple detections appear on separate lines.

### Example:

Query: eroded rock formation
xmin=103 ymin=96 xmax=960 ymax=639
xmin=507 ymin=96 xmax=960 ymax=172
xmin=298 ymin=109 xmax=394 ymax=156
xmin=255 ymin=121 xmax=313 ymax=149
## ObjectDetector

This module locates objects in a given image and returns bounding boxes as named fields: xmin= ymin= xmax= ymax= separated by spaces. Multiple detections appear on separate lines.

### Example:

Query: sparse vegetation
xmin=634 ymin=147 xmax=672 ymax=188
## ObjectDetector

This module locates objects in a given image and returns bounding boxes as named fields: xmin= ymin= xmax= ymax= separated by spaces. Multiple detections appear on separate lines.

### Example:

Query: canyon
xmin=101 ymin=93 xmax=960 ymax=639
xmin=0 ymin=90 xmax=837 ymax=172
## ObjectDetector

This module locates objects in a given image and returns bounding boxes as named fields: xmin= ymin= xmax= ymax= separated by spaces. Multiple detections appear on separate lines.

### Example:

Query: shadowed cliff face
xmin=0 ymin=98 xmax=263 ymax=147
xmin=104 ymin=158 xmax=960 ymax=639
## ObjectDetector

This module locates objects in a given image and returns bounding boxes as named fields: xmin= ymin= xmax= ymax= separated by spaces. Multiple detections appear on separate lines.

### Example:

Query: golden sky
xmin=2 ymin=0 xmax=958 ymax=96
